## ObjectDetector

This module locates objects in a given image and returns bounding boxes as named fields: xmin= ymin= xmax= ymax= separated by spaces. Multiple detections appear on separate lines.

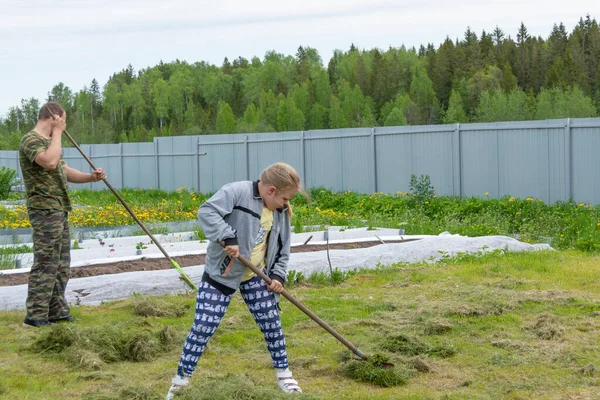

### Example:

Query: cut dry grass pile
xmin=525 ymin=312 xmax=566 ymax=340
xmin=176 ymin=373 xmax=319 ymax=400
xmin=31 ymin=323 xmax=180 ymax=368
xmin=81 ymin=385 xmax=163 ymax=400
xmin=132 ymin=295 xmax=189 ymax=318
xmin=423 ymin=317 xmax=453 ymax=335
xmin=380 ymin=334 xmax=456 ymax=358
xmin=339 ymin=353 xmax=409 ymax=387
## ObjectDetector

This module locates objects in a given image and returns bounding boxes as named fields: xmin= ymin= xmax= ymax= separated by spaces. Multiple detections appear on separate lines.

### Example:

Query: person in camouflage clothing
xmin=19 ymin=102 xmax=106 ymax=328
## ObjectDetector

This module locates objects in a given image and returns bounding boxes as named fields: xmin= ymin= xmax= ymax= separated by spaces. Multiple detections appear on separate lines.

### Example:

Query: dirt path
xmin=0 ymin=239 xmax=416 ymax=287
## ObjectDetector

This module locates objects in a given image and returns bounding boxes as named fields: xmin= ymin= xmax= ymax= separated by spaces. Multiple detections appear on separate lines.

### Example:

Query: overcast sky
xmin=0 ymin=0 xmax=596 ymax=118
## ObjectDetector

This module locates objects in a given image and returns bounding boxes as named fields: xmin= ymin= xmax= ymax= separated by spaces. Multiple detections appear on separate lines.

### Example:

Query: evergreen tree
xmin=215 ymin=101 xmax=236 ymax=134
xmin=443 ymin=90 xmax=467 ymax=124
xmin=384 ymin=107 xmax=407 ymax=126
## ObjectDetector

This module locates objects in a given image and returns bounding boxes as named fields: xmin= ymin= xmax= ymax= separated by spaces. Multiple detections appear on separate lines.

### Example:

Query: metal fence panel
xmin=197 ymin=134 xmax=246 ymax=193
xmin=1 ymin=118 xmax=599 ymax=204
xmin=122 ymin=142 xmax=156 ymax=189
xmin=572 ymin=123 xmax=600 ymax=204
xmin=248 ymin=132 xmax=303 ymax=183
xmin=157 ymin=136 xmax=198 ymax=192
xmin=304 ymin=128 xmax=373 ymax=193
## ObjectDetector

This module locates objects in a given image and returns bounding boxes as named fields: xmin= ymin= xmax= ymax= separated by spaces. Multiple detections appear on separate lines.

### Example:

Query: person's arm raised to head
xmin=34 ymin=116 xmax=65 ymax=170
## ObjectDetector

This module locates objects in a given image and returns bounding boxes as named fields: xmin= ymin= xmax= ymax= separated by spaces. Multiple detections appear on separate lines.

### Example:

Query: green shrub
xmin=0 ymin=167 xmax=18 ymax=200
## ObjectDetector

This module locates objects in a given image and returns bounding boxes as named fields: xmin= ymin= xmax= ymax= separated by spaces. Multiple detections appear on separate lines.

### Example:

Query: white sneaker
xmin=166 ymin=375 xmax=189 ymax=400
xmin=276 ymin=368 xmax=302 ymax=393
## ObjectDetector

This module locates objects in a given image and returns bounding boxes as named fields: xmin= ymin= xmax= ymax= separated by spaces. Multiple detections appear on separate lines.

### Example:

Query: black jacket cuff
xmin=223 ymin=237 xmax=238 ymax=246
xmin=270 ymin=274 xmax=285 ymax=286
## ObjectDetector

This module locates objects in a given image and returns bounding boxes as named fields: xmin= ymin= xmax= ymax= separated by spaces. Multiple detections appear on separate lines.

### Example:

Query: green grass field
xmin=2 ymin=249 xmax=600 ymax=399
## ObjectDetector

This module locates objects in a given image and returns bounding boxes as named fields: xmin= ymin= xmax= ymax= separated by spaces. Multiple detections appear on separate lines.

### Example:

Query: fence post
xmin=154 ymin=138 xmax=160 ymax=190
xmin=564 ymin=118 xmax=572 ymax=202
xmin=196 ymin=137 xmax=201 ymax=193
xmin=453 ymin=123 xmax=462 ymax=198
xmin=300 ymin=131 xmax=306 ymax=189
xmin=119 ymin=142 xmax=124 ymax=189
xmin=88 ymin=145 xmax=93 ymax=190
xmin=15 ymin=150 xmax=21 ymax=182
xmin=245 ymin=134 xmax=250 ymax=181
xmin=371 ymin=127 xmax=377 ymax=193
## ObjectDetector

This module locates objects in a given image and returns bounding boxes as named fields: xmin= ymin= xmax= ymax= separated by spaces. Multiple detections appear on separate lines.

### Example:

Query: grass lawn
xmin=1 ymin=250 xmax=600 ymax=399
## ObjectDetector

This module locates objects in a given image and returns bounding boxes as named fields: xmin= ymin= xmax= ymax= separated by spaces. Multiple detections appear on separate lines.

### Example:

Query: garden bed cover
xmin=0 ymin=239 xmax=413 ymax=287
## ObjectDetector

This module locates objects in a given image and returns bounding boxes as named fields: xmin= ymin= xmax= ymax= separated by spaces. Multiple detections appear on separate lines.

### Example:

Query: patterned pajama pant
xmin=177 ymin=275 xmax=288 ymax=377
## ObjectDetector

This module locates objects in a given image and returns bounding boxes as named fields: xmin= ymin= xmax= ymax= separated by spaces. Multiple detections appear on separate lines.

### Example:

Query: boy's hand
xmin=267 ymin=280 xmax=283 ymax=293
xmin=224 ymin=245 xmax=239 ymax=259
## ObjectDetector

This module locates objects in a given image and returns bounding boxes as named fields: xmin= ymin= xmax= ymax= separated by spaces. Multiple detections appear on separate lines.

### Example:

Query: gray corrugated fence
xmin=2 ymin=118 xmax=599 ymax=204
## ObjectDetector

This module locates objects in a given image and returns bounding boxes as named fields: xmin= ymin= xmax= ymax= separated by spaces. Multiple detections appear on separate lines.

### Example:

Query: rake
xmin=45 ymin=105 xmax=197 ymax=291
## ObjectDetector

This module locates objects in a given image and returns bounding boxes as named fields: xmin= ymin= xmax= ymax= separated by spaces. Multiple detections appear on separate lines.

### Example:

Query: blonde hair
xmin=260 ymin=162 xmax=309 ymax=217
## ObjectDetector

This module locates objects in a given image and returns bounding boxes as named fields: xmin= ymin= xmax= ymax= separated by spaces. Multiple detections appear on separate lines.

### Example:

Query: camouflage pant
xmin=25 ymin=209 xmax=71 ymax=321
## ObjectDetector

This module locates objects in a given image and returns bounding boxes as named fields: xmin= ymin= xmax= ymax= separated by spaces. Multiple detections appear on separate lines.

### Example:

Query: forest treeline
xmin=1 ymin=16 xmax=598 ymax=149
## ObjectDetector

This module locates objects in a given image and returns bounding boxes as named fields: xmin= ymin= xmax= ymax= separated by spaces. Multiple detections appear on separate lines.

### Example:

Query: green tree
xmin=476 ymin=89 xmax=534 ymax=122
xmin=289 ymin=83 xmax=310 ymax=122
xmin=257 ymin=90 xmax=279 ymax=130
xmin=237 ymin=103 xmax=260 ymax=133
xmin=443 ymin=90 xmax=467 ymax=124
xmin=73 ymin=89 xmax=90 ymax=124
xmin=102 ymin=80 xmax=121 ymax=125
xmin=202 ymin=70 xmax=234 ymax=107
xmin=312 ymin=70 xmax=331 ymax=107
xmin=151 ymin=78 xmax=169 ymax=131
xmin=328 ymin=94 xmax=345 ymax=128
xmin=384 ymin=107 xmax=407 ymax=126
xmin=409 ymin=68 xmax=439 ymax=124
xmin=465 ymin=65 xmax=503 ymax=116
xmin=277 ymin=98 xmax=305 ymax=131
xmin=535 ymin=86 xmax=597 ymax=119
xmin=431 ymin=37 xmax=456 ymax=108
xmin=47 ymin=83 xmax=74 ymax=111
xmin=20 ymin=98 xmax=40 ymax=128
xmin=215 ymin=101 xmax=236 ymax=134
xmin=124 ymin=81 xmax=147 ymax=129
xmin=308 ymin=103 xmax=329 ymax=129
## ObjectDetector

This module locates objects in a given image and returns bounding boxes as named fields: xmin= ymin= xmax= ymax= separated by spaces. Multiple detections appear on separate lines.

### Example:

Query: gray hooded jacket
xmin=198 ymin=180 xmax=291 ymax=295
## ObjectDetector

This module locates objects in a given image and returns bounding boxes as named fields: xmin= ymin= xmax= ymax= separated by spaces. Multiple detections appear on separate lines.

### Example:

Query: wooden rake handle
xmin=221 ymin=243 xmax=367 ymax=360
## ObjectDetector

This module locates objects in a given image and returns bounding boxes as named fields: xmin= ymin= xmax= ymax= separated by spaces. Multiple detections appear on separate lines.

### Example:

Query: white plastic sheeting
xmin=0 ymin=231 xmax=552 ymax=311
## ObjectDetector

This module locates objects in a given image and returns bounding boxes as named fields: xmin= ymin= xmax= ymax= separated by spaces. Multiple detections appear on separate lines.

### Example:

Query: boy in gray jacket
xmin=167 ymin=163 xmax=304 ymax=398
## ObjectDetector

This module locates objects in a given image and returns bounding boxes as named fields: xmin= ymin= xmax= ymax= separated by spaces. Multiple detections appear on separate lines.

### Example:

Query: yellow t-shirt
xmin=242 ymin=206 xmax=273 ymax=281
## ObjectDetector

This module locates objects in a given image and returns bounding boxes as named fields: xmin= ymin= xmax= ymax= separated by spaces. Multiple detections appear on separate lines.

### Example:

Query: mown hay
xmin=526 ymin=313 xmax=565 ymax=340
xmin=176 ymin=373 xmax=319 ymax=400
xmin=339 ymin=353 xmax=408 ymax=387
xmin=132 ymin=296 xmax=188 ymax=318
xmin=424 ymin=318 xmax=453 ymax=335
xmin=31 ymin=323 xmax=172 ymax=366
xmin=32 ymin=324 xmax=81 ymax=353
xmin=64 ymin=346 xmax=104 ymax=370
xmin=381 ymin=334 xmax=456 ymax=358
